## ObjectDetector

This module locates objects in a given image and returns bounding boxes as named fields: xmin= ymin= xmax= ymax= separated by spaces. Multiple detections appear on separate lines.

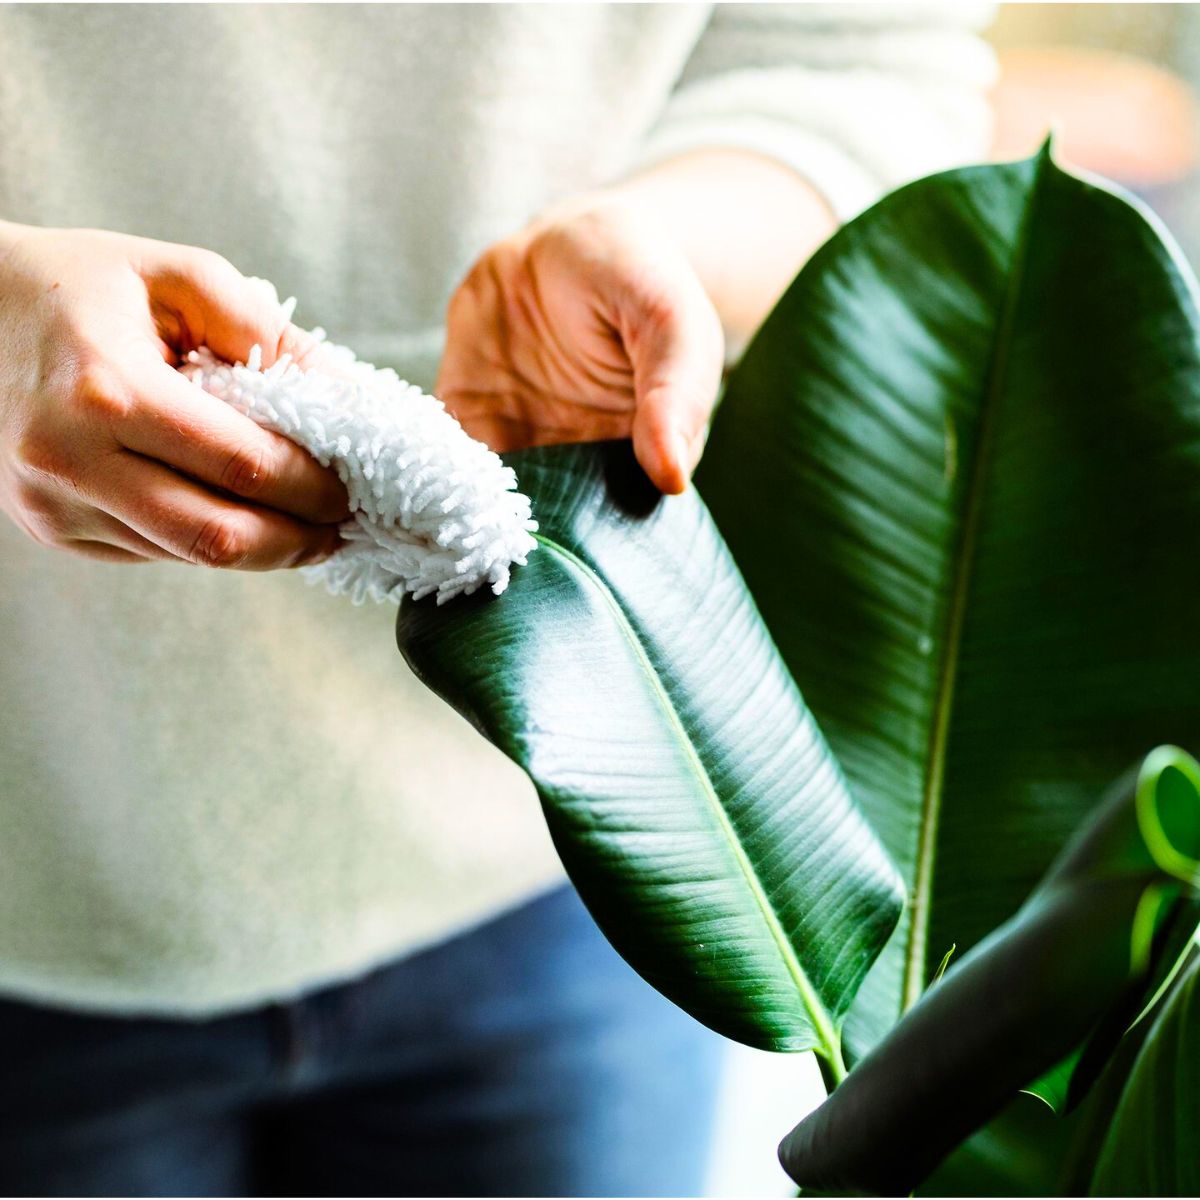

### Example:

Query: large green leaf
xmin=697 ymin=143 xmax=1200 ymax=1055
xmin=396 ymin=440 xmax=903 ymax=1063
xmin=1089 ymin=942 xmax=1200 ymax=1195
xmin=919 ymin=1096 xmax=1082 ymax=1198
xmin=778 ymin=747 xmax=1200 ymax=1196
xmin=923 ymin=909 xmax=1200 ymax=1197
xmin=1024 ymin=873 xmax=1200 ymax=1115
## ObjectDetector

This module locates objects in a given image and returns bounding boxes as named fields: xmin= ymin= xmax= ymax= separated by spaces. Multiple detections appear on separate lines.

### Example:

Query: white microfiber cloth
xmin=181 ymin=322 xmax=538 ymax=606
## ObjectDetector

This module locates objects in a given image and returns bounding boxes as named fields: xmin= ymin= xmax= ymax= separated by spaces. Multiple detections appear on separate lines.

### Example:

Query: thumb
xmin=626 ymin=286 xmax=723 ymax=495
xmin=147 ymin=248 xmax=319 ymax=370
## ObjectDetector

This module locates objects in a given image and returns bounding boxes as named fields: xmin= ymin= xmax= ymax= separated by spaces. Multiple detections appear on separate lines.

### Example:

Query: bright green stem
xmin=817 ymin=1037 xmax=848 ymax=1092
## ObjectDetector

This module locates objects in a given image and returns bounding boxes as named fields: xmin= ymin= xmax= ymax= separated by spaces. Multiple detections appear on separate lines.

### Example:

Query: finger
xmin=624 ymin=289 xmax=723 ymax=495
xmin=88 ymin=450 xmax=343 ymax=571
xmin=64 ymin=540 xmax=156 ymax=564
xmin=116 ymin=356 xmax=349 ymax=524
xmin=12 ymin=485 xmax=178 ymax=563
xmin=145 ymin=247 xmax=323 ymax=370
xmin=86 ymin=511 xmax=184 ymax=562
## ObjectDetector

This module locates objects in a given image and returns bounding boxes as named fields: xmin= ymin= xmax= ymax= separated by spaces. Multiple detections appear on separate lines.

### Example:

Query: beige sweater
xmin=0 ymin=2 xmax=995 ymax=1015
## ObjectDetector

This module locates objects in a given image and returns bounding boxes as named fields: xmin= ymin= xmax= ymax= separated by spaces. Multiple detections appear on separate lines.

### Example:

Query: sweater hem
xmin=0 ymin=877 xmax=567 ymax=1021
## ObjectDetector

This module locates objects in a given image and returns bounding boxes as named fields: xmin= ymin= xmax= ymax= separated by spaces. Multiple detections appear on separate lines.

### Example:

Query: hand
xmin=437 ymin=198 xmax=725 ymax=495
xmin=0 ymin=222 xmax=349 ymax=567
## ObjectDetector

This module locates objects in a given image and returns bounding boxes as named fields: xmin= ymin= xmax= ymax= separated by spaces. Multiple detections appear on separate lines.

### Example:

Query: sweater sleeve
xmin=624 ymin=3 xmax=998 ymax=220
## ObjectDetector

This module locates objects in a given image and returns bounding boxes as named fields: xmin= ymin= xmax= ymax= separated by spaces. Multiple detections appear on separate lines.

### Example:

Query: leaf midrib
xmin=533 ymin=530 xmax=842 ymax=1061
xmin=901 ymin=151 xmax=1051 ymax=1009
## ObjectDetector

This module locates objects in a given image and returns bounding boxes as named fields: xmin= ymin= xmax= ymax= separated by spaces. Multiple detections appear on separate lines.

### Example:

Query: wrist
xmin=609 ymin=150 xmax=837 ymax=349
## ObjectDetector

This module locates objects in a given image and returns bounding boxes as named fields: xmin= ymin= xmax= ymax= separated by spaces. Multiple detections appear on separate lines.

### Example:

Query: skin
xmin=0 ymin=225 xmax=349 ymax=566
xmin=0 ymin=149 xmax=835 ymax=566
xmin=439 ymin=149 xmax=837 ymax=494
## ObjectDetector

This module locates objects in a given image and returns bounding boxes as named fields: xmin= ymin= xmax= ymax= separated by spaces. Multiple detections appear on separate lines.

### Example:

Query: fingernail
xmin=674 ymin=433 xmax=694 ymax=484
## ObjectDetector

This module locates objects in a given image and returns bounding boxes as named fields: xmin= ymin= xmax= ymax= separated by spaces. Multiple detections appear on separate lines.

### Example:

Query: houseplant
xmin=398 ymin=143 xmax=1200 ymax=1195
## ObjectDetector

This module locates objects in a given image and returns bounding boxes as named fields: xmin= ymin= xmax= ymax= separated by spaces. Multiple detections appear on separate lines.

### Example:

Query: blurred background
xmin=989 ymin=4 xmax=1200 ymax=263
xmin=706 ymin=6 xmax=1200 ymax=1194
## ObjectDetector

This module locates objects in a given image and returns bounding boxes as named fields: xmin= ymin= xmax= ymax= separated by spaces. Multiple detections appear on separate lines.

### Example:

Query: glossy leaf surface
xmin=919 ymin=1098 xmax=1080 ymax=1198
xmin=697 ymin=145 xmax=1200 ymax=1055
xmin=397 ymin=441 xmax=903 ymax=1059
xmin=778 ymin=748 xmax=1200 ymax=1196
xmin=1089 ymin=943 xmax=1200 ymax=1195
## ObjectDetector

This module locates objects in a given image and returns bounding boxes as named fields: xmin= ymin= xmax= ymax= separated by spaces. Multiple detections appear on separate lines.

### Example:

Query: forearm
xmin=601 ymin=149 xmax=838 ymax=353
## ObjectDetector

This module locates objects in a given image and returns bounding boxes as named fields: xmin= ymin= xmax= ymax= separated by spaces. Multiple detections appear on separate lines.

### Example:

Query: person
xmin=0 ymin=5 xmax=995 ymax=1195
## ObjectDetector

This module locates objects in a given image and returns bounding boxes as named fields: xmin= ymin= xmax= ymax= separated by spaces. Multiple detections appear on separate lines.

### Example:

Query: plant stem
xmin=818 ymin=1038 xmax=848 ymax=1092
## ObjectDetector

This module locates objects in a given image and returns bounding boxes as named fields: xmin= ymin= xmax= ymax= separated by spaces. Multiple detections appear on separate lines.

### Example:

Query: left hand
xmin=437 ymin=198 xmax=724 ymax=495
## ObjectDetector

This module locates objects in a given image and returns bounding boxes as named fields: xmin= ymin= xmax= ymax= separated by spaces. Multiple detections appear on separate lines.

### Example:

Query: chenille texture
xmin=184 ymin=329 xmax=538 ymax=606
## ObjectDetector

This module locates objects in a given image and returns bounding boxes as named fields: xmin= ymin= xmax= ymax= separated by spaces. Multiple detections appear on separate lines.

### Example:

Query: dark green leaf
xmin=777 ymin=748 xmax=1200 ymax=1196
xmin=698 ymin=144 xmax=1200 ymax=1056
xmin=1089 ymin=943 xmax=1200 ymax=1195
xmin=919 ymin=1095 xmax=1080 ymax=1198
xmin=1025 ymin=890 xmax=1200 ymax=1114
xmin=396 ymin=440 xmax=903 ymax=1062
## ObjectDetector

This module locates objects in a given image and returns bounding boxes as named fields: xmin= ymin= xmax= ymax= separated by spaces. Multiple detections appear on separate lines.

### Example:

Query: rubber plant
xmin=398 ymin=437 xmax=904 ymax=1078
xmin=398 ymin=143 xmax=1200 ymax=1194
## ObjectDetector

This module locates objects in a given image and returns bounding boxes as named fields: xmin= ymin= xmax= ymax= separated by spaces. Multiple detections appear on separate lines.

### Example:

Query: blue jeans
xmin=0 ymin=886 xmax=725 ymax=1197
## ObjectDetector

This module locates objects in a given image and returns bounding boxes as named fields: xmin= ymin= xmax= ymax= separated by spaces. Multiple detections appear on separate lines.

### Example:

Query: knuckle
xmin=220 ymin=441 xmax=271 ymax=498
xmin=189 ymin=247 xmax=236 ymax=286
xmin=458 ymin=244 xmax=515 ymax=300
xmin=189 ymin=514 xmax=253 ymax=569
xmin=147 ymin=246 xmax=233 ymax=300
xmin=14 ymin=424 xmax=75 ymax=483
xmin=534 ymin=204 xmax=622 ymax=259
xmin=14 ymin=489 xmax=70 ymax=547
xmin=71 ymin=364 xmax=131 ymax=421
xmin=635 ymin=286 xmax=681 ymax=333
xmin=14 ymin=479 xmax=58 ymax=522
xmin=454 ymin=258 xmax=490 ymax=303
xmin=168 ymin=248 xmax=242 ymax=310
xmin=466 ymin=242 xmax=502 ymax=275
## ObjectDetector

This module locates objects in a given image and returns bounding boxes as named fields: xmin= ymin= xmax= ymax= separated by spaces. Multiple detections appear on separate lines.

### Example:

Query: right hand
xmin=0 ymin=222 xmax=349 ymax=567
